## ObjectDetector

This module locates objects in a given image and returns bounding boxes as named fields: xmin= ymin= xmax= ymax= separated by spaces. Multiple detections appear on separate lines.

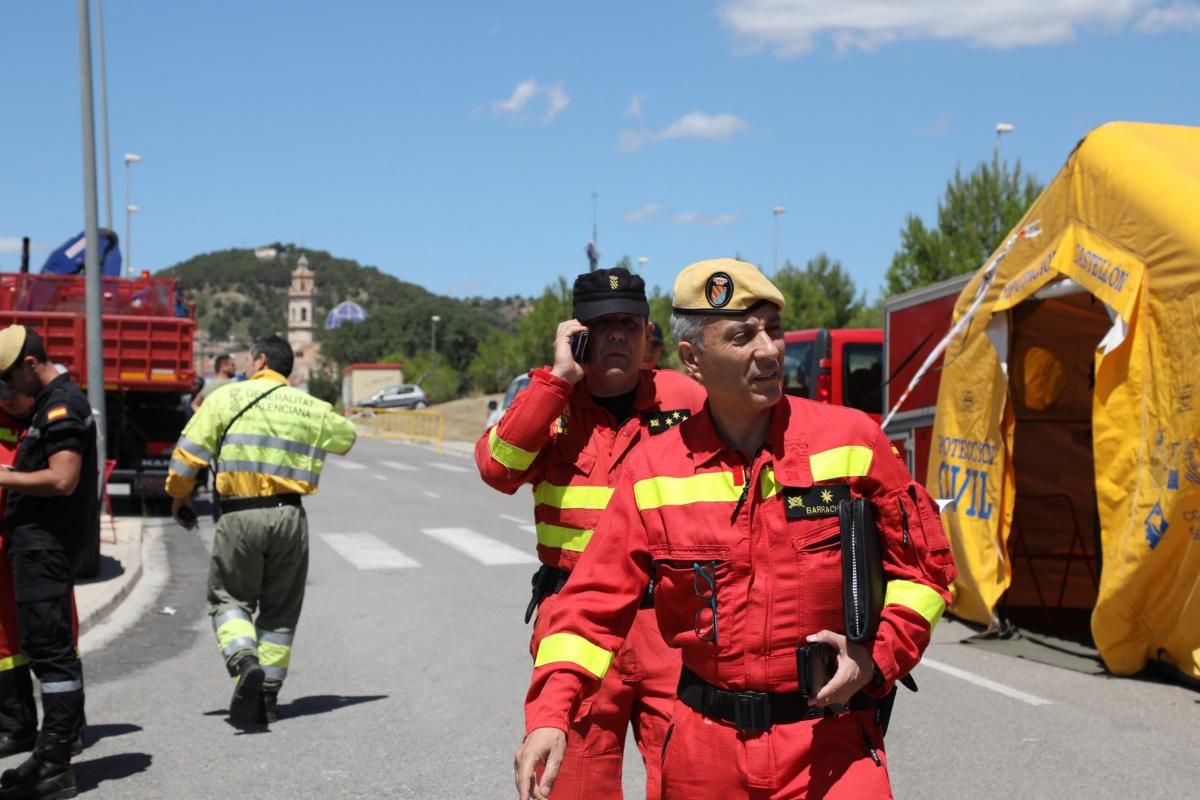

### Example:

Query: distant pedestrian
xmin=192 ymin=354 xmax=237 ymax=412
xmin=166 ymin=335 xmax=357 ymax=725
xmin=642 ymin=321 xmax=665 ymax=369
xmin=0 ymin=325 xmax=97 ymax=800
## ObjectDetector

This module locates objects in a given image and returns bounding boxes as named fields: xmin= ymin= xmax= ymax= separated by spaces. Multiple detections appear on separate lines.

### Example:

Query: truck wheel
xmin=76 ymin=512 xmax=102 ymax=579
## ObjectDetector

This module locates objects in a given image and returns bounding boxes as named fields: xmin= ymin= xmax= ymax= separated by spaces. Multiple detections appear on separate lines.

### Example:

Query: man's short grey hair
xmin=670 ymin=311 xmax=710 ymax=353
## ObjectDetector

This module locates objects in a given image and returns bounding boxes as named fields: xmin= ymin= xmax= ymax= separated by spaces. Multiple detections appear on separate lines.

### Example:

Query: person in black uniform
xmin=0 ymin=325 xmax=96 ymax=800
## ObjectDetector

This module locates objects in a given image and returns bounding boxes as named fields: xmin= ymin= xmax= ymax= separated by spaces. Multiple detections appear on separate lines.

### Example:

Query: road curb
xmin=78 ymin=517 xmax=147 ymax=637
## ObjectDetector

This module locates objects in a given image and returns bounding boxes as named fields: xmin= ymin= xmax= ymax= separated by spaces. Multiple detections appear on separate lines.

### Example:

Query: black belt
xmin=677 ymin=666 xmax=875 ymax=732
xmin=218 ymin=494 xmax=303 ymax=515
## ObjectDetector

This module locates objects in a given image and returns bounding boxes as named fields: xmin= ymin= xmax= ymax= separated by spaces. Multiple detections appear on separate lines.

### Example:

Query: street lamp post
xmin=994 ymin=122 xmax=1014 ymax=162
xmin=123 ymin=153 xmax=141 ymax=277
xmin=431 ymin=315 xmax=441 ymax=364
xmin=637 ymin=256 xmax=649 ymax=272
xmin=772 ymin=205 xmax=786 ymax=272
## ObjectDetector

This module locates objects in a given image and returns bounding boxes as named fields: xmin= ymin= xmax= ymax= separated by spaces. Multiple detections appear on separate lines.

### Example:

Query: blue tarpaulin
xmin=41 ymin=229 xmax=123 ymax=276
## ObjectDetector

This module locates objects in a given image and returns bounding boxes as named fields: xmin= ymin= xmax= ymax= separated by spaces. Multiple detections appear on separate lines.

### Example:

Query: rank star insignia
xmin=672 ymin=411 xmax=682 ymax=420
xmin=820 ymin=489 xmax=833 ymax=503
xmin=645 ymin=409 xmax=692 ymax=434
xmin=650 ymin=418 xmax=661 ymax=427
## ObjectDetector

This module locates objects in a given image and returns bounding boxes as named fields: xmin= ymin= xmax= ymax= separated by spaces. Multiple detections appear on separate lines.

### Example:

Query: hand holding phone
xmin=797 ymin=641 xmax=838 ymax=698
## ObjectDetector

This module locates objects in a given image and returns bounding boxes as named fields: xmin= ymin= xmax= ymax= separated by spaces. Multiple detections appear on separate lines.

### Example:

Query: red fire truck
xmin=0 ymin=271 xmax=195 ymax=574
xmin=881 ymin=274 xmax=971 ymax=484
xmin=783 ymin=328 xmax=884 ymax=421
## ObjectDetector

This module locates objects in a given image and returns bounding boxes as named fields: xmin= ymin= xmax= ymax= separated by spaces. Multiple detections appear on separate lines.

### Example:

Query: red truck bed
xmin=0 ymin=273 xmax=194 ymax=391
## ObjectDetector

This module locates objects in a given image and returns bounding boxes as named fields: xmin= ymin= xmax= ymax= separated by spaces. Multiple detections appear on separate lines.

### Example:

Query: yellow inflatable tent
xmin=929 ymin=122 xmax=1200 ymax=680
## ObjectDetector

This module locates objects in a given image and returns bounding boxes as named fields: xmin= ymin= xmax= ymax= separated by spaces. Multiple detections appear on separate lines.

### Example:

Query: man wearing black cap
xmin=477 ymin=267 xmax=705 ymax=799
xmin=0 ymin=325 xmax=96 ymax=800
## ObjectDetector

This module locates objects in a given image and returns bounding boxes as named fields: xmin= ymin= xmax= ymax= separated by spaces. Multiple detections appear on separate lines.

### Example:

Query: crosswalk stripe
xmin=421 ymin=527 xmax=537 ymax=565
xmin=322 ymin=533 xmax=420 ymax=569
xmin=427 ymin=462 xmax=470 ymax=473
xmin=331 ymin=459 xmax=367 ymax=470
xmin=499 ymin=514 xmax=529 ymax=524
xmin=381 ymin=460 xmax=417 ymax=472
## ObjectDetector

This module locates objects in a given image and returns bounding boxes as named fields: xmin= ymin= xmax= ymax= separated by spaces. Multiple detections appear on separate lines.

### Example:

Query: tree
xmin=467 ymin=330 xmax=525 ymax=393
xmin=886 ymin=156 xmax=1043 ymax=296
xmin=515 ymin=278 xmax=572 ymax=369
xmin=773 ymin=254 xmax=868 ymax=329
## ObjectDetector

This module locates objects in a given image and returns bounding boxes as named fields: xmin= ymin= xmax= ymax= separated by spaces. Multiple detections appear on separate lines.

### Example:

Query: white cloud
xmin=491 ymin=79 xmax=570 ymax=123
xmin=619 ymin=111 xmax=750 ymax=152
xmin=915 ymin=116 xmax=953 ymax=136
xmin=624 ymin=203 xmax=662 ymax=224
xmin=1136 ymin=2 xmax=1200 ymax=31
xmin=627 ymin=95 xmax=645 ymax=119
xmin=672 ymin=211 xmax=741 ymax=227
xmin=719 ymin=0 xmax=1169 ymax=56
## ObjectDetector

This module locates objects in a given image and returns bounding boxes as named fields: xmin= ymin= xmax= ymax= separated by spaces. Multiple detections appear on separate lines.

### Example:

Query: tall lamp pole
xmin=123 ymin=153 xmax=141 ymax=276
xmin=431 ymin=315 xmax=441 ymax=365
xmin=77 ymin=0 xmax=107 ymax=495
xmin=994 ymin=122 xmax=1014 ymax=162
xmin=772 ymin=205 xmax=786 ymax=272
xmin=637 ymin=256 xmax=648 ymax=272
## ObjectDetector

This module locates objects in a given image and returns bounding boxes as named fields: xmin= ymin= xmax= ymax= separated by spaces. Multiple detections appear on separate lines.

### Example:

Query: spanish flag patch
xmin=47 ymin=406 xmax=68 ymax=422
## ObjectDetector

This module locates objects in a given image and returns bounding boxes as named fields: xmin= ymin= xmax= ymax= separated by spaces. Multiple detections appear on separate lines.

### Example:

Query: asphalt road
xmin=6 ymin=434 xmax=1197 ymax=798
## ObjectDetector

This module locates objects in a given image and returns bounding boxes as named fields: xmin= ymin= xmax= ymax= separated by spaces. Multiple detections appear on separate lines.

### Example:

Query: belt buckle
xmin=732 ymin=691 xmax=771 ymax=732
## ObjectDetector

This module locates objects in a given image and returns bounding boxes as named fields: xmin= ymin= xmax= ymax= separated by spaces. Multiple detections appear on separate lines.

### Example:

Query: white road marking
xmin=421 ymin=527 xmax=538 ymax=566
xmin=373 ymin=474 xmax=387 ymax=481
xmin=499 ymin=514 xmax=529 ymax=524
xmin=381 ymin=460 xmax=417 ymax=472
xmin=521 ymin=525 xmax=536 ymax=535
xmin=427 ymin=462 xmax=470 ymax=473
xmin=331 ymin=459 xmax=367 ymax=470
xmin=321 ymin=533 xmax=420 ymax=569
xmin=422 ymin=491 xmax=439 ymax=499
xmin=919 ymin=658 xmax=1053 ymax=706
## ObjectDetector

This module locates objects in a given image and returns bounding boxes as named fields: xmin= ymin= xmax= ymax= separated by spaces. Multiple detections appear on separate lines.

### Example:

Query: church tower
xmin=288 ymin=253 xmax=316 ymax=352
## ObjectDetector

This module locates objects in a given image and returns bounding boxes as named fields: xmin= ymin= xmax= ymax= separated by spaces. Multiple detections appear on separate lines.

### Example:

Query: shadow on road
xmin=83 ymin=723 xmax=142 ymax=747
xmin=280 ymin=694 xmax=388 ymax=720
xmin=76 ymin=554 xmax=125 ymax=587
xmin=74 ymin=752 xmax=152 ymax=793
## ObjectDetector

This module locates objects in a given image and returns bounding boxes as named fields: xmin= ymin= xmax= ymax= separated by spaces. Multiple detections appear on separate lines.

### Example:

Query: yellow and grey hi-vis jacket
xmin=165 ymin=369 xmax=357 ymax=499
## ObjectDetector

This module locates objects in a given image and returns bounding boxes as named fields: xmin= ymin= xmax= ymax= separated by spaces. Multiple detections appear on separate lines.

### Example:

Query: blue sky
xmin=2 ymin=1 xmax=1198 ymax=302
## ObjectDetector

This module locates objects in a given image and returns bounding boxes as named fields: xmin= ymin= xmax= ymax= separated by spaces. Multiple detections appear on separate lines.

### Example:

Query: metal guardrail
xmin=347 ymin=407 xmax=445 ymax=453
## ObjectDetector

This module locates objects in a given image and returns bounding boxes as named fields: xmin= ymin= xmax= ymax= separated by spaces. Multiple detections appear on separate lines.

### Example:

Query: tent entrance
xmin=1001 ymin=291 xmax=1112 ymax=637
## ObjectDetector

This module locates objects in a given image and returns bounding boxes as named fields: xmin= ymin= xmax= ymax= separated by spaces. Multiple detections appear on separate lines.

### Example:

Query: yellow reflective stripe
xmin=488 ymin=427 xmax=537 ymax=472
xmin=0 ymin=427 xmax=19 ymax=443
xmin=633 ymin=471 xmax=741 ymax=510
xmin=884 ymin=580 xmax=946 ymax=628
xmin=533 ymin=482 xmax=614 ymax=510
xmin=536 ymin=522 xmax=593 ymax=552
xmin=810 ymin=445 xmax=873 ymax=482
xmin=216 ymin=618 xmax=257 ymax=651
xmin=258 ymin=641 xmax=291 ymax=669
xmin=0 ymin=653 xmax=28 ymax=671
xmin=760 ymin=466 xmax=781 ymax=500
xmin=534 ymin=633 xmax=613 ymax=679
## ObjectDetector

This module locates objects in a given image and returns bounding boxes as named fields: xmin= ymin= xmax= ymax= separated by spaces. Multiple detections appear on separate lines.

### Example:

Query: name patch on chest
xmin=644 ymin=409 xmax=691 ymax=434
xmin=783 ymin=484 xmax=850 ymax=520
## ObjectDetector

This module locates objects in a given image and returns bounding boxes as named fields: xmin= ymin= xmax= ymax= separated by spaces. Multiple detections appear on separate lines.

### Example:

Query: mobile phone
xmin=570 ymin=331 xmax=590 ymax=364
xmin=177 ymin=505 xmax=198 ymax=529
xmin=796 ymin=642 xmax=838 ymax=698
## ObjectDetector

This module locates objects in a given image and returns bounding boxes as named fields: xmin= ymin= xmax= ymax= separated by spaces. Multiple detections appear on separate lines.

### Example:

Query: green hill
xmin=158 ymin=243 xmax=527 ymax=373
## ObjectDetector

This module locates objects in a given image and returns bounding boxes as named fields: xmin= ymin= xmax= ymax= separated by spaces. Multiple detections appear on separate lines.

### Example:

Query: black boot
xmin=258 ymin=689 xmax=279 ymax=724
xmin=228 ymin=657 xmax=264 ymax=724
xmin=0 ymin=737 xmax=77 ymax=799
xmin=0 ymin=730 xmax=36 ymax=759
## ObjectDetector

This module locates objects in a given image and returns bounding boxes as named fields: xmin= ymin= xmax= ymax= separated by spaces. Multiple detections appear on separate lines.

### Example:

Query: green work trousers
xmin=207 ymin=504 xmax=308 ymax=691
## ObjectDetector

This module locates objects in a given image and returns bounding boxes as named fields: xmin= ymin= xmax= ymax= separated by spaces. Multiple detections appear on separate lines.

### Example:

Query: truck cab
xmin=783 ymin=328 xmax=884 ymax=421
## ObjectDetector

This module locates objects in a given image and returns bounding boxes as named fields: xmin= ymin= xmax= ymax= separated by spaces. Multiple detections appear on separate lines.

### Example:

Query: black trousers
xmin=0 ymin=664 xmax=36 ymax=735
xmin=9 ymin=549 xmax=84 ymax=744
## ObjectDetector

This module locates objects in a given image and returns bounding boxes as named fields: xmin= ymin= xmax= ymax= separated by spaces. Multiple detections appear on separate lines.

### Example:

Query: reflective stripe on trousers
xmin=213 ymin=609 xmax=257 ymax=659
xmin=258 ymin=629 xmax=294 ymax=683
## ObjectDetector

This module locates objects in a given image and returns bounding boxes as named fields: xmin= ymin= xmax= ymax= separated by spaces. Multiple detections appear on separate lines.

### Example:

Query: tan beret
xmin=0 ymin=325 xmax=27 ymax=373
xmin=671 ymin=258 xmax=786 ymax=315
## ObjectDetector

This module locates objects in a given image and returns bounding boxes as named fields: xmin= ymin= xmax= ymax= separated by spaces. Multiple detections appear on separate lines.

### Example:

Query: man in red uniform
xmin=0 ymin=395 xmax=35 ymax=757
xmin=516 ymin=259 xmax=956 ymax=800
xmin=478 ymin=267 xmax=705 ymax=799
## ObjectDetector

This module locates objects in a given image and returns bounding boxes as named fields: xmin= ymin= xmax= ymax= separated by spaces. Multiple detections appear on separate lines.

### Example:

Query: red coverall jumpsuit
xmin=477 ymin=366 xmax=705 ymax=798
xmin=527 ymin=396 xmax=956 ymax=799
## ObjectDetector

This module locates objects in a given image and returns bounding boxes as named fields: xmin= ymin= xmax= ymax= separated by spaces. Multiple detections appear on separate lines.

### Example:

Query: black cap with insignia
xmin=572 ymin=267 xmax=650 ymax=323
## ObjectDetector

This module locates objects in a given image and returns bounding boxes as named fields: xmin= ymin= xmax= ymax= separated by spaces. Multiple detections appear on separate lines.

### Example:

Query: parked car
xmin=358 ymin=383 xmax=429 ymax=410
xmin=485 ymin=373 xmax=531 ymax=428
